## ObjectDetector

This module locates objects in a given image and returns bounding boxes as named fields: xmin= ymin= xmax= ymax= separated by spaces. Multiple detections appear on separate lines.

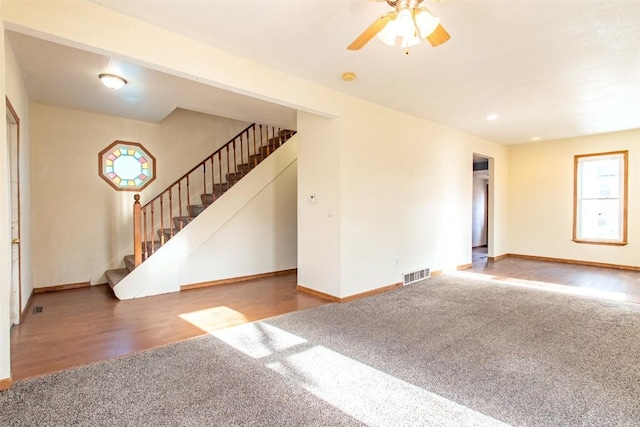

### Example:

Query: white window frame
xmin=573 ymin=150 xmax=628 ymax=245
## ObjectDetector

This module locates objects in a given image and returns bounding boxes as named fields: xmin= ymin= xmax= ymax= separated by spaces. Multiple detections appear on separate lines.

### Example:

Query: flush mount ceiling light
xmin=99 ymin=73 xmax=127 ymax=90
xmin=486 ymin=114 xmax=498 ymax=121
xmin=348 ymin=0 xmax=450 ymax=54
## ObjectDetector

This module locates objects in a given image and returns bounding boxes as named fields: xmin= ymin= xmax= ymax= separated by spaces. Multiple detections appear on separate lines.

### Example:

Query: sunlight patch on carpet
xmin=212 ymin=322 xmax=307 ymax=358
xmin=451 ymin=270 xmax=627 ymax=302
xmin=266 ymin=345 xmax=511 ymax=427
xmin=213 ymin=321 xmax=511 ymax=427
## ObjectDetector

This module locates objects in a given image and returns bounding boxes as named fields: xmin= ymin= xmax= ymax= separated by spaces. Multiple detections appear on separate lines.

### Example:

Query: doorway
xmin=6 ymin=98 xmax=21 ymax=326
xmin=472 ymin=154 xmax=490 ymax=267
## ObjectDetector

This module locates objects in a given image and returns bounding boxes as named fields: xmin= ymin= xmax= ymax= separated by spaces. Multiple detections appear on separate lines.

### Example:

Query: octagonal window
xmin=99 ymin=141 xmax=156 ymax=191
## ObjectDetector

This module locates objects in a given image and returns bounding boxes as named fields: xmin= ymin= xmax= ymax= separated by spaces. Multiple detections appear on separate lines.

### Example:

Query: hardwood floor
xmin=468 ymin=247 xmax=640 ymax=304
xmin=12 ymin=256 xmax=640 ymax=383
xmin=10 ymin=272 xmax=327 ymax=381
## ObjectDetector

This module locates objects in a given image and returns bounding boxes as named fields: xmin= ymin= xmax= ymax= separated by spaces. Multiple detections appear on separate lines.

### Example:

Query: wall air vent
xmin=403 ymin=268 xmax=431 ymax=285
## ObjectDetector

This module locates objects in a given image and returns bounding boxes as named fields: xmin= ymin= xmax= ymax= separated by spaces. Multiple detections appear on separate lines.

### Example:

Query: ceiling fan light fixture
xmin=401 ymin=34 xmax=422 ymax=49
xmin=395 ymin=8 xmax=416 ymax=39
xmin=414 ymin=8 xmax=440 ymax=38
xmin=99 ymin=73 xmax=127 ymax=90
xmin=377 ymin=18 xmax=398 ymax=46
xmin=377 ymin=8 xmax=422 ymax=48
xmin=347 ymin=0 xmax=450 ymax=51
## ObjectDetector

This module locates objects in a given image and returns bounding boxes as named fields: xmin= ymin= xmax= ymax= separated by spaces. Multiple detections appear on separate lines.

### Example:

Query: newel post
xmin=133 ymin=194 xmax=142 ymax=267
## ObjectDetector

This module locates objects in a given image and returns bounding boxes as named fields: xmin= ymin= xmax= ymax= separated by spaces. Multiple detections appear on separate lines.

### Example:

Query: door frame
xmin=6 ymin=97 xmax=21 ymax=325
xmin=472 ymin=154 xmax=492 ymax=256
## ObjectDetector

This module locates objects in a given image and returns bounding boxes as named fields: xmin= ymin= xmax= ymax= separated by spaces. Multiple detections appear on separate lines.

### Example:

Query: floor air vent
xmin=403 ymin=268 xmax=431 ymax=285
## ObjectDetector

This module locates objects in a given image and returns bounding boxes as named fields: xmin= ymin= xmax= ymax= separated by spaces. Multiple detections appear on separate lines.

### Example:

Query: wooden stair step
xmin=201 ymin=194 xmax=218 ymax=204
xmin=173 ymin=216 xmax=195 ymax=229
xmin=258 ymin=149 xmax=272 ymax=157
xmin=105 ymin=268 xmax=129 ymax=289
xmin=187 ymin=204 xmax=207 ymax=217
xmin=220 ymin=179 xmax=238 ymax=188
xmin=254 ymin=131 xmax=293 ymax=158
xmin=226 ymin=172 xmax=244 ymax=182
xmin=212 ymin=183 xmax=231 ymax=193
xmin=124 ymin=255 xmax=136 ymax=273
xmin=157 ymin=228 xmax=178 ymax=241
xmin=259 ymin=144 xmax=280 ymax=156
xmin=237 ymin=163 xmax=252 ymax=174
xmin=248 ymin=153 xmax=266 ymax=164
xmin=267 ymin=136 xmax=284 ymax=145
xmin=142 ymin=240 xmax=163 ymax=254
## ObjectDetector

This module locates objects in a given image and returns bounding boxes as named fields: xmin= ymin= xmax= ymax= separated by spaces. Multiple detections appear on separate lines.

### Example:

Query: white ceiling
xmin=6 ymin=31 xmax=297 ymax=128
xmin=9 ymin=0 xmax=640 ymax=145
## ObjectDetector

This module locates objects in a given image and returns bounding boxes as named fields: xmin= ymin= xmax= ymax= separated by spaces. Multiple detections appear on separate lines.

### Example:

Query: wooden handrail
xmin=144 ymin=123 xmax=256 ymax=209
xmin=133 ymin=194 xmax=142 ymax=267
xmin=131 ymin=122 xmax=295 ymax=267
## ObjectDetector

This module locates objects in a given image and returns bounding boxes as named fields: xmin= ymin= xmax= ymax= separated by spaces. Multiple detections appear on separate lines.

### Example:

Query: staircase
xmin=105 ymin=124 xmax=296 ymax=292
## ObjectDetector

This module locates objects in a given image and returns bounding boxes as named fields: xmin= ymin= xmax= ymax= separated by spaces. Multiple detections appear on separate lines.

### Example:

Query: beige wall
xmin=0 ymin=17 xmax=11 ymax=383
xmin=297 ymin=112 xmax=342 ymax=296
xmin=30 ymin=104 xmax=250 ymax=288
xmin=508 ymin=129 xmax=640 ymax=266
xmin=298 ymin=102 xmax=509 ymax=299
xmin=337 ymin=100 xmax=508 ymax=297
xmin=2 ymin=17 xmax=33 ymax=383
xmin=5 ymin=0 xmax=510 ymax=299
xmin=180 ymin=161 xmax=298 ymax=285
xmin=5 ymin=36 xmax=32 ymax=315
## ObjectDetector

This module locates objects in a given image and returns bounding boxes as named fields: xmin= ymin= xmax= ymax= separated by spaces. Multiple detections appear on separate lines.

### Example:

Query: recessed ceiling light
xmin=342 ymin=71 xmax=357 ymax=82
xmin=486 ymin=114 xmax=498 ymax=121
xmin=531 ymin=136 xmax=542 ymax=142
xmin=99 ymin=73 xmax=127 ymax=90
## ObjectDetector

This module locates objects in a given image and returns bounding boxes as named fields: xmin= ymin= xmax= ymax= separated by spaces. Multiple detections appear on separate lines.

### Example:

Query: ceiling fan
xmin=348 ymin=0 xmax=450 ymax=52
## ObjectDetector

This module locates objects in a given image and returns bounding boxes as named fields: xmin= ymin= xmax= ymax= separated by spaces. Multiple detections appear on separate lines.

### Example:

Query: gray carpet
xmin=2 ymin=274 xmax=640 ymax=426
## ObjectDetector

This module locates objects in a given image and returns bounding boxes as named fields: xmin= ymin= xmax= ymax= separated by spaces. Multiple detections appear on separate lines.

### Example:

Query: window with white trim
xmin=573 ymin=151 xmax=627 ymax=245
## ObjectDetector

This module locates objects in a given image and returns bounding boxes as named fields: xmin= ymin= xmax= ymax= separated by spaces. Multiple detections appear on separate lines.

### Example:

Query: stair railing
xmin=132 ymin=124 xmax=292 ymax=267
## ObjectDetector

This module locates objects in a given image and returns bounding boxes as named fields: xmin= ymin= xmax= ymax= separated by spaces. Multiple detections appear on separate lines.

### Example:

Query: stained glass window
xmin=99 ymin=141 xmax=156 ymax=191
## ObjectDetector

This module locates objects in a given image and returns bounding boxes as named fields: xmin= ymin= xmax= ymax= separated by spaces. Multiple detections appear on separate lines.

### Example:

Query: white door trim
xmin=6 ymin=97 xmax=21 ymax=326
